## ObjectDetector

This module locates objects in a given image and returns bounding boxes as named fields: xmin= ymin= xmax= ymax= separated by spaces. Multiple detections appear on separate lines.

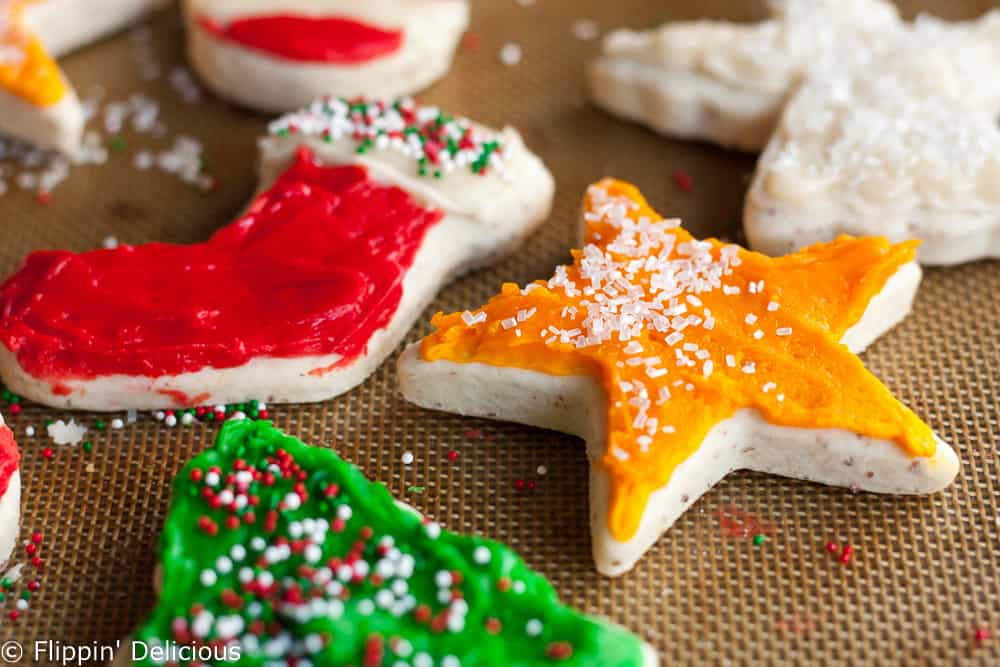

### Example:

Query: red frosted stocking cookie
xmin=0 ymin=98 xmax=554 ymax=411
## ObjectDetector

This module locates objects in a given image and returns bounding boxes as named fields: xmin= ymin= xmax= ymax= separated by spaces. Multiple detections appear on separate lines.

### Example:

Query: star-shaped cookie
xmin=0 ymin=0 xmax=168 ymax=154
xmin=398 ymin=179 xmax=960 ymax=576
xmin=588 ymin=0 xmax=1000 ymax=265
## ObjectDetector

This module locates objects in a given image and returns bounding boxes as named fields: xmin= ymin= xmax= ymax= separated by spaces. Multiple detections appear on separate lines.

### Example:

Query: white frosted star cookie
xmin=0 ymin=97 xmax=554 ymax=410
xmin=184 ymin=0 xmax=470 ymax=112
xmin=0 ymin=0 xmax=168 ymax=154
xmin=398 ymin=179 xmax=959 ymax=576
xmin=588 ymin=1 xmax=1000 ymax=265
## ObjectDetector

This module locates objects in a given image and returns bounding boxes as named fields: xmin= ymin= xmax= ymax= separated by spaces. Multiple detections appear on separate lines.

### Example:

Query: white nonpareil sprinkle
xmin=500 ymin=43 xmax=523 ymax=66
xmin=473 ymin=546 xmax=492 ymax=564
xmin=572 ymin=18 xmax=600 ymax=41
xmin=401 ymin=451 xmax=414 ymax=465
xmin=526 ymin=619 xmax=543 ymax=636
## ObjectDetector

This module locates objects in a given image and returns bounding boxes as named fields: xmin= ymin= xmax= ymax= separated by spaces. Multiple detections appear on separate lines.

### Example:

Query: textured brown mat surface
xmin=0 ymin=1 xmax=997 ymax=665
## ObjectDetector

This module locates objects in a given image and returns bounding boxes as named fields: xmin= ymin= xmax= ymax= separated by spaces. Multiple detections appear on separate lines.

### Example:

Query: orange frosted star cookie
xmin=398 ymin=179 xmax=960 ymax=576
xmin=0 ymin=0 xmax=167 ymax=154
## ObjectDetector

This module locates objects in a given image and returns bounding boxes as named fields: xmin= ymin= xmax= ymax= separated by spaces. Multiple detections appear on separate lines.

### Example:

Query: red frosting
xmin=0 ymin=425 xmax=18 ymax=497
xmin=197 ymin=14 xmax=404 ymax=63
xmin=0 ymin=148 xmax=443 ymax=381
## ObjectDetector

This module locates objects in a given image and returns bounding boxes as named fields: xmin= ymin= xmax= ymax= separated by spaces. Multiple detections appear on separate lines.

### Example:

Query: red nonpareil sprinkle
xmin=673 ymin=170 xmax=693 ymax=193
xmin=8 ymin=610 xmax=17 ymax=621
xmin=462 ymin=32 xmax=481 ymax=52
xmin=825 ymin=541 xmax=838 ymax=553
xmin=839 ymin=551 xmax=851 ymax=564
xmin=497 ymin=577 xmax=512 ymax=592
xmin=526 ymin=480 xmax=537 ymax=490
xmin=447 ymin=450 xmax=459 ymax=461
xmin=363 ymin=635 xmax=384 ymax=667
xmin=514 ymin=479 xmax=525 ymax=490
xmin=41 ymin=448 xmax=53 ymax=460
xmin=190 ymin=468 xmax=203 ymax=482
xmin=546 ymin=642 xmax=574 ymax=660
xmin=35 ymin=191 xmax=51 ymax=206
xmin=197 ymin=516 xmax=218 ymax=536
xmin=258 ymin=409 xmax=269 ymax=419
xmin=485 ymin=618 xmax=502 ymax=634
xmin=842 ymin=544 xmax=853 ymax=555
xmin=975 ymin=627 xmax=991 ymax=642
xmin=30 ymin=533 xmax=42 ymax=544
xmin=8 ymin=404 xmax=20 ymax=415
xmin=25 ymin=543 xmax=36 ymax=555
xmin=31 ymin=557 xmax=42 ymax=568
xmin=26 ymin=580 xmax=39 ymax=592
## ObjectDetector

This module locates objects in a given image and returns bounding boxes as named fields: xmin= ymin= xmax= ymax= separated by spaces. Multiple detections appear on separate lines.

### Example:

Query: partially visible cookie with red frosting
xmin=0 ymin=413 xmax=20 ymax=568
xmin=185 ymin=0 xmax=469 ymax=111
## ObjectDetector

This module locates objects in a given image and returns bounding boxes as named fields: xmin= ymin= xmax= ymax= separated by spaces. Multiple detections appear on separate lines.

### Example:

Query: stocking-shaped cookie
xmin=0 ymin=97 xmax=554 ymax=411
xmin=399 ymin=180 xmax=960 ymax=576
xmin=588 ymin=1 xmax=1000 ymax=265
xmin=115 ymin=420 xmax=658 ymax=667
xmin=0 ymin=0 xmax=168 ymax=153
xmin=186 ymin=0 xmax=469 ymax=112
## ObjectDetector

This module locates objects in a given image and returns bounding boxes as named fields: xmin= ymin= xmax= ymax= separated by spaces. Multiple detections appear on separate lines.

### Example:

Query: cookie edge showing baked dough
xmin=397 ymin=259 xmax=960 ymax=576
xmin=586 ymin=30 xmax=782 ymax=152
xmin=183 ymin=0 xmax=470 ymax=112
xmin=0 ymin=121 xmax=554 ymax=411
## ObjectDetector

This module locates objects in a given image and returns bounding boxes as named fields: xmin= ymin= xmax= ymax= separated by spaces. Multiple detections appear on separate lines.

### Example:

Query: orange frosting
xmin=0 ymin=1 xmax=66 ymax=106
xmin=421 ymin=179 xmax=935 ymax=542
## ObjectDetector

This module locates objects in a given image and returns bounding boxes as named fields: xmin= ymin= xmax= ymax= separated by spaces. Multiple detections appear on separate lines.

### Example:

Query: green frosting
xmin=131 ymin=420 xmax=651 ymax=666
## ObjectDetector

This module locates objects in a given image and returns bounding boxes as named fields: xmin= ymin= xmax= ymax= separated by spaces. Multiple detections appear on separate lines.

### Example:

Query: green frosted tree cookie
xmin=125 ymin=420 xmax=656 ymax=666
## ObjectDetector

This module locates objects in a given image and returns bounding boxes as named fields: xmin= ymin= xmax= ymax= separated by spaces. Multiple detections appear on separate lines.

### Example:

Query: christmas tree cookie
xmin=0 ymin=0 xmax=168 ymax=154
xmin=185 ymin=0 xmax=469 ymax=112
xmin=115 ymin=420 xmax=657 ymax=667
xmin=0 ymin=97 xmax=554 ymax=410
xmin=398 ymin=179 xmax=960 ymax=576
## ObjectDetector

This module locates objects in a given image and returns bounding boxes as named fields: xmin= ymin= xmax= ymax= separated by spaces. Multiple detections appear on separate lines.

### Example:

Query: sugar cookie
xmin=399 ymin=179 xmax=959 ymax=576
xmin=0 ymin=98 xmax=554 ymax=410
xmin=113 ymin=420 xmax=658 ymax=667
xmin=588 ymin=1 xmax=1000 ymax=265
xmin=185 ymin=0 xmax=469 ymax=112
xmin=0 ymin=413 xmax=19 ymax=568
xmin=0 ymin=0 xmax=168 ymax=154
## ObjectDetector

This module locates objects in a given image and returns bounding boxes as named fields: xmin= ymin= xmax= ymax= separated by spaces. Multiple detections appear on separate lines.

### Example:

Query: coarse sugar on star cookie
xmin=0 ymin=0 xmax=168 ymax=154
xmin=185 ymin=0 xmax=469 ymax=112
xmin=588 ymin=0 xmax=1000 ymax=265
xmin=398 ymin=179 xmax=960 ymax=576
xmin=0 ymin=97 xmax=554 ymax=411
xmin=113 ymin=419 xmax=658 ymax=667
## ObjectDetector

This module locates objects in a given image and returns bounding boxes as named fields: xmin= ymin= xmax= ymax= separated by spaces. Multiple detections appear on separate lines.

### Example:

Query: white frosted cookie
xmin=399 ymin=179 xmax=959 ymax=576
xmin=589 ymin=1 xmax=1000 ymax=265
xmin=746 ymin=13 xmax=1000 ymax=266
xmin=587 ymin=0 xmax=898 ymax=151
xmin=0 ymin=97 xmax=554 ymax=411
xmin=0 ymin=0 xmax=168 ymax=154
xmin=184 ymin=0 xmax=470 ymax=112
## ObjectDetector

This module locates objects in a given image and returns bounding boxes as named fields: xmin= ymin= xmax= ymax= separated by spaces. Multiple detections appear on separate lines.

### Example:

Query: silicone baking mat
xmin=0 ymin=1 xmax=997 ymax=665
